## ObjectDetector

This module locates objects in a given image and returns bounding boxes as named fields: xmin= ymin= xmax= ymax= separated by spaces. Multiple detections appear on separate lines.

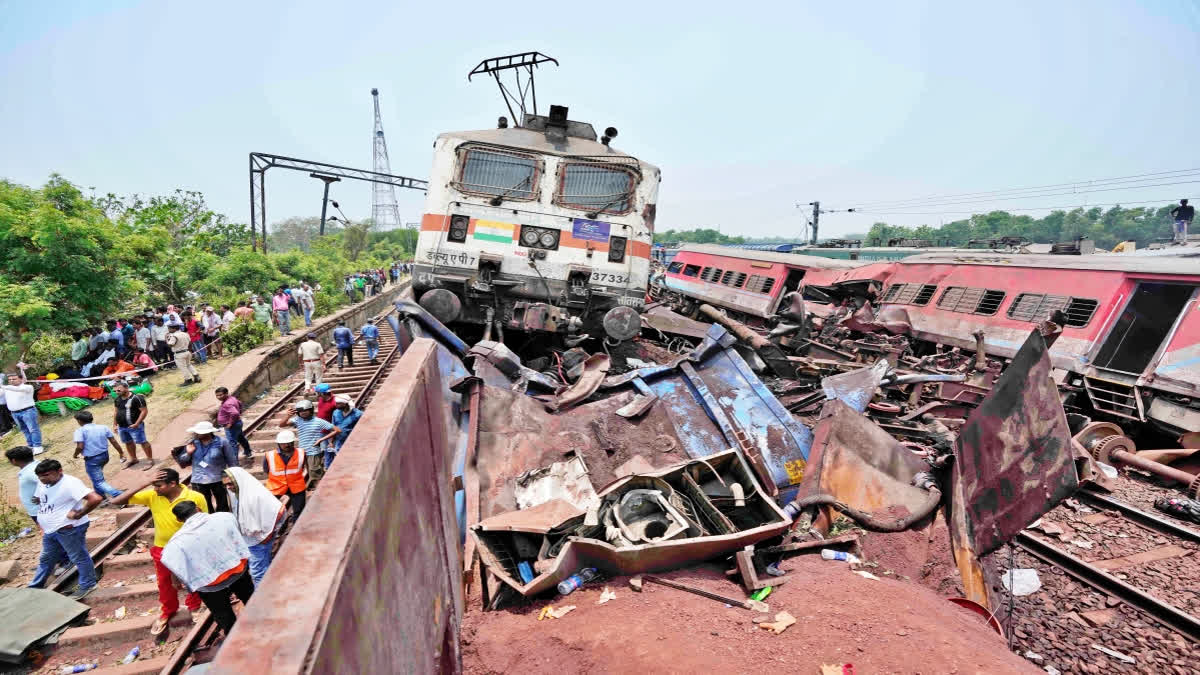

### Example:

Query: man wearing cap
xmin=185 ymin=421 xmax=238 ymax=513
xmin=264 ymin=430 xmax=308 ymax=519
xmin=298 ymin=333 xmax=325 ymax=391
xmin=359 ymin=318 xmax=381 ymax=364
xmin=329 ymin=395 xmax=362 ymax=468
xmin=314 ymin=384 xmax=337 ymax=422
xmin=332 ymin=320 xmax=354 ymax=371
xmin=111 ymin=468 xmax=208 ymax=634
xmin=281 ymin=399 xmax=340 ymax=487
xmin=166 ymin=322 xmax=200 ymax=385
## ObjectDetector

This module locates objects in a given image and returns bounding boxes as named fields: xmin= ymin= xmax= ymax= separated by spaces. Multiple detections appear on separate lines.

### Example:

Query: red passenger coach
xmin=658 ymin=244 xmax=866 ymax=321
xmin=875 ymin=251 xmax=1200 ymax=435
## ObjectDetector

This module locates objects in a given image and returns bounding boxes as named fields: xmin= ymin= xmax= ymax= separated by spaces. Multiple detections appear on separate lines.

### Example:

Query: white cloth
xmin=34 ymin=474 xmax=92 ymax=534
xmin=225 ymin=467 xmax=284 ymax=545
xmin=161 ymin=512 xmax=251 ymax=592
xmin=136 ymin=327 xmax=153 ymax=350
xmin=1 ymin=383 xmax=35 ymax=410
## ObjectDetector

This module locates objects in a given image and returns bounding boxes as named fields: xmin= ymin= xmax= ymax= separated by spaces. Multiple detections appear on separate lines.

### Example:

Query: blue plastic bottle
xmin=557 ymin=567 xmax=598 ymax=595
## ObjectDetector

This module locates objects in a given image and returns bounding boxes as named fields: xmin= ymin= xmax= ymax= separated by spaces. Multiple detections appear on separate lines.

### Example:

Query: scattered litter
xmin=59 ymin=665 xmax=97 ymax=673
xmin=1001 ymin=568 xmax=1042 ymax=596
xmin=765 ymin=562 xmax=786 ymax=577
xmin=1091 ymin=645 xmax=1135 ymax=664
xmin=146 ymin=574 xmax=156 ymax=582
xmin=854 ymin=571 xmax=881 ymax=581
xmin=750 ymin=587 xmax=772 ymax=602
xmin=1154 ymin=496 xmax=1200 ymax=524
xmin=1024 ymin=650 xmax=1044 ymax=662
xmin=547 ymin=605 xmax=576 ymax=619
xmin=113 ymin=581 xmax=124 ymax=587
xmin=1069 ymin=539 xmax=1094 ymax=550
xmin=758 ymin=610 xmax=796 ymax=634
xmin=121 ymin=646 xmax=140 ymax=664
xmin=597 ymin=587 xmax=616 ymax=605
xmin=820 ymin=549 xmax=861 ymax=564
xmin=113 ymin=606 xmax=127 ymax=619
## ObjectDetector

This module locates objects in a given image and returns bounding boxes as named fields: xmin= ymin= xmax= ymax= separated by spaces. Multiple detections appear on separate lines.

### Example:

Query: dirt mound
xmin=463 ymin=555 xmax=1036 ymax=674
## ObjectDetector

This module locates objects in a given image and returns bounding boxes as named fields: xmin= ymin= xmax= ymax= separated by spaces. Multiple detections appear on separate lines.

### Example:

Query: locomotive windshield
xmin=555 ymin=162 xmax=636 ymax=215
xmin=456 ymin=147 xmax=540 ymax=201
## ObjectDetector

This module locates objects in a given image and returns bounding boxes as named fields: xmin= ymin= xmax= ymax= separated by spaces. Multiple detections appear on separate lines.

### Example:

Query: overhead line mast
xmin=371 ymin=88 xmax=404 ymax=230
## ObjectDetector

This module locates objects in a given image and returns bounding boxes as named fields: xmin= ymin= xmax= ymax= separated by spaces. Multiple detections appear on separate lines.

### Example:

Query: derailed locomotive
xmin=413 ymin=105 xmax=659 ymax=342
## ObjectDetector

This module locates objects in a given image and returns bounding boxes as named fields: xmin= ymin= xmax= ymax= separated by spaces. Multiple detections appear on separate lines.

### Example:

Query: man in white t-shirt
xmin=2 ymin=373 xmax=43 ymax=455
xmin=27 ymin=459 xmax=104 ymax=598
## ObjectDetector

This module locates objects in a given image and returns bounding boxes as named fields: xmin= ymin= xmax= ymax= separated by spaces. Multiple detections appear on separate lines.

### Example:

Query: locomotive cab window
xmin=454 ymin=146 xmax=540 ymax=201
xmin=667 ymin=262 xmax=684 ymax=274
xmin=682 ymin=264 xmax=701 ymax=277
xmin=555 ymin=162 xmax=637 ymax=215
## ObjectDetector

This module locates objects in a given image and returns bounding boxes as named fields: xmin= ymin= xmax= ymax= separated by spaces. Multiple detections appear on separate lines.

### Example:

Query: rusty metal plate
xmin=951 ymin=326 xmax=1079 ymax=557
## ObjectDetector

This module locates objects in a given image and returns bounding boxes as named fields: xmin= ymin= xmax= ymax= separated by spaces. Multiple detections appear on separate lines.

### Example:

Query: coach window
xmin=746 ymin=275 xmax=776 ymax=294
xmin=937 ymin=287 xmax=1006 ymax=315
xmin=721 ymin=270 xmax=747 ymax=288
xmin=454 ymin=146 xmax=540 ymax=201
xmin=682 ymin=264 xmax=701 ymax=277
xmin=555 ymin=162 xmax=637 ymax=215
xmin=1007 ymin=293 xmax=1099 ymax=328
xmin=882 ymin=283 xmax=938 ymax=306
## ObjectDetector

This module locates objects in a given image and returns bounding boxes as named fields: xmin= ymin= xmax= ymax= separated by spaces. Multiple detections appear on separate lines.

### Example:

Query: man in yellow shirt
xmin=111 ymin=468 xmax=209 ymax=634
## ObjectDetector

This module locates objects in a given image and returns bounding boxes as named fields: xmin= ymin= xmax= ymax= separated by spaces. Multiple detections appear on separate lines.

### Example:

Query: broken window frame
xmin=682 ymin=264 xmax=702 ymax=278
xmin=453 ymin=144 xmax=542 ymax=202
xmin=746 ymin=274 xmax=777 ymax=295
xmin=1006 ymin=293 xmax=1099 ymax=328
xmin=936 ymin=286 xmax=1007 ymax=316
xmin=881 ymin=283 xmax=938 ymax=306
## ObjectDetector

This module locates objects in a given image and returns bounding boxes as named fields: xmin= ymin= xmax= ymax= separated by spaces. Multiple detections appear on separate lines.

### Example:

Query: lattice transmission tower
xmin=370 ymin=88 xmax=404 ymax=230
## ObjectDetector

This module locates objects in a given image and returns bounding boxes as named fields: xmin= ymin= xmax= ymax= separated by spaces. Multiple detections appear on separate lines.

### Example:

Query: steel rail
xmin=1078 ymin=488 xmax=1200 ymax=543
xmin=1015 ymin=532 xmax=1200 ymax=644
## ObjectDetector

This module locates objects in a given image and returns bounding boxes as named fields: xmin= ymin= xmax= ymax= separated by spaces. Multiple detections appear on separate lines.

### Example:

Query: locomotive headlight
xmin=448 ymin=214 xmax=469 ymax=242
xmin=521 ymin=227 xmax=541 ymax=246
xmin=608 ymin=235 xmax=627 ymax=262
xmin=539 ymin=231 xmax=558 ymax=248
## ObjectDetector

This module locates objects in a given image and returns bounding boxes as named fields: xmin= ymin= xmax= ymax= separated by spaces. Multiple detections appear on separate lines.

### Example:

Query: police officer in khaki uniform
xmin=297 ymin=332 xmax=325 ymax=392
xmin=166 ymin=323 xmax=200 ymax=385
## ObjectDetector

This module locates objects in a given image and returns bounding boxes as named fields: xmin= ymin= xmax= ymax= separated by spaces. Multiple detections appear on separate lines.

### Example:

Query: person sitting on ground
xmin=70 ymin=332 xmax=88 ymax=363
xmin=160 ymin=501 xmax=254 ymax=636
xmin=110 ymin=468 xmax=207 ymax=634
xmin=72 ymin=410 xmax=126 ymax=498
xmin=185 ymin=421 xmax=237 ymax=513
xmin=101 ymin=355 xmax=136 ymax=378
xmin=131 ymin=346 xmax=158 ymax=374
xmin=27 ymin=459 xmax=104 ymax=599
xmin=222 ymin=466 xmax=285 ymax=586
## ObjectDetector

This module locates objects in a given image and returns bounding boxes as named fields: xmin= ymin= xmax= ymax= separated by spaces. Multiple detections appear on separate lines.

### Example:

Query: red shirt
xmin=316 ymin=396 xmax=336 ymax=422
xmin=186 ymin=319 xmax=203 ymax=342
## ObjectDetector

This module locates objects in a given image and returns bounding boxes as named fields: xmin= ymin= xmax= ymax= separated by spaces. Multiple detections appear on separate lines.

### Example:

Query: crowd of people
xmin=5 ymin=371 xmax=367 ymax=633
xmin=343 ymin=263 xmax=408 ymax=305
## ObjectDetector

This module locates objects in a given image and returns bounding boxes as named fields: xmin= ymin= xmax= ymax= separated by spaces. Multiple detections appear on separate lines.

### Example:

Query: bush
xmin=221 ymin=316 xmax=276 ymax=355
xmin=22 ymin=333 xmax=75 ymax=375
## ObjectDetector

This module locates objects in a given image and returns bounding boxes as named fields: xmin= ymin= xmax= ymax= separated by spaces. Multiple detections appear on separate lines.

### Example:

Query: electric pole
xmin=311 ymin=173 xmax=341 ymax=236
xmin=809 ymin=201 xmax=820 ymax=245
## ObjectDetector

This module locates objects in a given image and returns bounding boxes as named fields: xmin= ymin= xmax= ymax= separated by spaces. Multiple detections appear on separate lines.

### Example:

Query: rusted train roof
xmin=678 ymin=244 xmax=868 ymax=269
xmin=899 ymin=250 xmax=1200 ymax=275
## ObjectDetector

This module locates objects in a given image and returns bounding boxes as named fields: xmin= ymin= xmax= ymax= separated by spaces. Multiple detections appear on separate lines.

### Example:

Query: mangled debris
xmin=384 ymin=297 xmax=1094 ymax=632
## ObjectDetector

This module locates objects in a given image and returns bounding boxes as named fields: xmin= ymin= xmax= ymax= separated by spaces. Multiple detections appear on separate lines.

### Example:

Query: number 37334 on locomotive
xmin=412 ymin=105 xmax=660 ymax=342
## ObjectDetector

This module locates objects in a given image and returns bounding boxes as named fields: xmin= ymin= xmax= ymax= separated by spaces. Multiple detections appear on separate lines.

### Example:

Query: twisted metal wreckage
xmin=382 ymin=295 xmax=1117 ymax=625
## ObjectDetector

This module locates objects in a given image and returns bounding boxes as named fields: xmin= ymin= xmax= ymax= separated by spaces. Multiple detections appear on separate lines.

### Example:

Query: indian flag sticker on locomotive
xmin=472 ymin=220 xmax=516 ymax=243
xmin=571 ymin=218 xmax=611 ymax=242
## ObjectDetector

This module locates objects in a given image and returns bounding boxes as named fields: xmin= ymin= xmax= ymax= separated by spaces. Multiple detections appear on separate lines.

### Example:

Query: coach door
xmin=1092 ymin=282 xmax=1198 ymax=376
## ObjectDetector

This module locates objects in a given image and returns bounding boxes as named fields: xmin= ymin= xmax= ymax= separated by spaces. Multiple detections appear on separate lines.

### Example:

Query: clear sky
xmin=2 ymin=1 xmax=1198 ymax=239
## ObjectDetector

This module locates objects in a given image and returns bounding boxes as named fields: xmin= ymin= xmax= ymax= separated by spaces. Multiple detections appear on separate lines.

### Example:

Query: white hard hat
xmin=276 ymin=430 xmax=296 ymax=444
xmin=293 ymin=399 xmax=314 ymax=410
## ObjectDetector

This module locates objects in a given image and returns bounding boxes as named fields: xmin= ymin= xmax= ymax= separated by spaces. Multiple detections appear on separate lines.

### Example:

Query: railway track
xmin=1004 ymin=490 xmax=1200 ymax=673
xmin=35 ymin=306 xmax=403 ymax=674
